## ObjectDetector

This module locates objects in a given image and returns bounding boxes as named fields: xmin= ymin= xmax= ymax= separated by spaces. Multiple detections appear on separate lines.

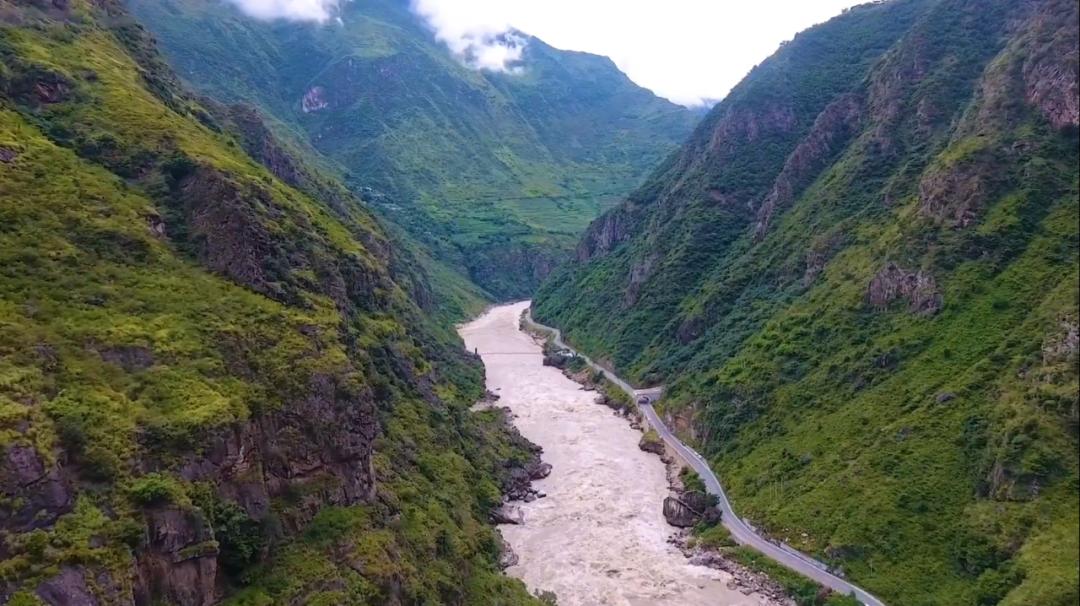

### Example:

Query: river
xmin=459 ymin=301 xmax=771 ymax=606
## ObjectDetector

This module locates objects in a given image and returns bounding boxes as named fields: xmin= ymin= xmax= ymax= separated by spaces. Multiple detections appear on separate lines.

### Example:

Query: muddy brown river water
xmin=459 ymin=302 xmax=770 ymax=606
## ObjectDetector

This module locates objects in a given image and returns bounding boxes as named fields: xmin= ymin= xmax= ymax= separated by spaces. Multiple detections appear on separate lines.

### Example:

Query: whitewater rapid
xmin=459 ymin=301 xmax=770 ymax=606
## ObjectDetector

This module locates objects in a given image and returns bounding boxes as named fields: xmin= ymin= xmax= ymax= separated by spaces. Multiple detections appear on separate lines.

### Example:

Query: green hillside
xmin=0 ymin=1 xmax=541 ymax=603
xmin=534 ymin=0 xmax=1080 ymax=603
xmin=125 ymin=0 xmax=700 ymax=300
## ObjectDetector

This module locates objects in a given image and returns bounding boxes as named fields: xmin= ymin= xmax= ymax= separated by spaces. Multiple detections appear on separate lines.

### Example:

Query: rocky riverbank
xmin=675 ymin=538 xmax=798 ymax=606
xmin=461 ymin=302 xmax=777 ymax=606
xmin=529 ymin=311 xmax=798 ymax=606
xmin=471 ymin=391 xmax=552 ymax=570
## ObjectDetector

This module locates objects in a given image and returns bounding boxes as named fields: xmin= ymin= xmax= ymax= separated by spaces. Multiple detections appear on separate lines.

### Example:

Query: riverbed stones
xmin=679 ymin=538 xmax=797 ymax=606
xmin=529 ymin=461 xmax=553 ymax=480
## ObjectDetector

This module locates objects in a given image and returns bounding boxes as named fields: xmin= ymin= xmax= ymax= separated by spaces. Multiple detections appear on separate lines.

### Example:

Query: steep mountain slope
xmin=534 ymin=0 xmax=1080 ymax=603
xmin=0 ymin=2 xmax=542 ymax=604
xmin=125 ymin=0 xmax=701 ymax=300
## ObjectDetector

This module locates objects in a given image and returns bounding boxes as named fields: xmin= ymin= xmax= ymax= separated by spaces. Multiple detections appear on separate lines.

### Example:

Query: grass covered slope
xmin=125 ymin=0 xmax=701 ymax=300
xmin=534 ymin=0 xmax=1079 ymax=603
xmin=0 ymin=2 xmax=539 ymax=603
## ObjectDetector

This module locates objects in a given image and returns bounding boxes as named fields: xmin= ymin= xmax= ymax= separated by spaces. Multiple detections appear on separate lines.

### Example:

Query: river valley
xmin=459 ymin=302 xmax=772 ymax=606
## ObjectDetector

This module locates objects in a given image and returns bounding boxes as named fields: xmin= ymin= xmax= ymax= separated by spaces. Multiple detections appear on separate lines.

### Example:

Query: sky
xmin=225 ymin=0 xmax=865 ymax=106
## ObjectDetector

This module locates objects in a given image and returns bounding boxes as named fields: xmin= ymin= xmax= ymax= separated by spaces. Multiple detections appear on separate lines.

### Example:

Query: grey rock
xmin=492 ymin=504 xmax=525 ymax=525
xmin=498 ymin=537 xmax=519 ymax=568
xmin=35 ymin=567 xmax=99 ymax=606
xmin=866 ymin=263 xmax=942 ymax=315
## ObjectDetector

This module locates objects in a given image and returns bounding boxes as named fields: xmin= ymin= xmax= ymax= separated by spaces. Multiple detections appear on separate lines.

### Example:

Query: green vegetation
xmin=222 ymin=401 xmax=545 ymax=604
xmin=595 ymin=376 xmax=636 ymax=416
xmin=680 ymin=467 xmax=707 ymax=494
xmin=534 ymin=0 xmax=1080 ymax=603
xmin=688 ymin=523 xmax=735 ymax=550
xmin=637 ymin=428 xmax=665 ymax=456
xmin=561 ymin=354 xmax=587 ymax=374
xmin=126 ymin=0 xmax=700 ymax=301
xmin=0 ymin=1 xmax=540 ymax=603
xmin=688 ymin=523 xmax=860 ymax=606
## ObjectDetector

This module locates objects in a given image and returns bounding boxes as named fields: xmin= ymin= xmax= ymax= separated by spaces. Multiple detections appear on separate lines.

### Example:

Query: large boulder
xmin=638 ymin=430 xmax=665 ymax=455
xmin=662 ymin=491 xmax=719 ymax=528
xmin=491 ymin=504 xmax=525 ymax=525
xmin=497 ymin=537 xmax=519 ymax=569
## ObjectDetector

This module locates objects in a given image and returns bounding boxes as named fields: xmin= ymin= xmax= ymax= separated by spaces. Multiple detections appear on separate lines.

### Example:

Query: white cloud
xmin=224 ymin=0 xmax=342 ymax=22
xmin=410 ymin=1 xmax=526 ymax=72
xmin=408 ymin=0 xmax=863 ymax=106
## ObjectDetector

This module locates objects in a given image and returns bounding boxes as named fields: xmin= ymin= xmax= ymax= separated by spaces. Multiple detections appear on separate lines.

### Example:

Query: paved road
xmin=523 ymin=310 xmax=885 ymax=606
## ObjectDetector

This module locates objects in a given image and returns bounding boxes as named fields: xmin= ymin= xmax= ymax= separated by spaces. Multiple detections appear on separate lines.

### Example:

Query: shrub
xmin=128 ymin=473 xmax=183 ymax=506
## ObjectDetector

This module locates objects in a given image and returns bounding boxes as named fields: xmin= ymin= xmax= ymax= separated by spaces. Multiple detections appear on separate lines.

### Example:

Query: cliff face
xmin=0 ymin=2 xmax=538 ymax=604
xmin=534 ymin=0 xmax=1079 ymax=603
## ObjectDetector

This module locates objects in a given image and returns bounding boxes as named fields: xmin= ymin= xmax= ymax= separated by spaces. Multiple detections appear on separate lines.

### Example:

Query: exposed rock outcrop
xmin=0 ymin=443 xmax=75 ymax=535
xmin=708 ymin=104 xmax=797 ymax=151
xmin=864 ymin=14 xmax=933 ymax=151
xmin=659 ymin=101 xmax=798 ymax=206
xmin=489 ymin=406 xmax=548 ymax=503
xmin=576 ymin=205 xmax=634 ymax=262
xmin=753 ymin=94 xmax=863 ymax=239
xmin=801 ymin=232 xmax=846 ymax=287
xmin=301 ymin=85 xmax=329 ymax=113
xmin=541 ymin=345 xmax=576 ymax=370
xmin=1043 ymin=318 xmax=1079 ymax=363
xmin=14 ymin=68 xmax=73 ymax=105
xmin=502 ymin=458 xmax=551 ymax=503
xmin=866 ymin=263 xmax=942 ymax=315
xmin=134 ymin=507 xmax=219 ymax=606
xmin=34 ymin=567 xmax=124 ymax=606
xmin=175 ymin=167 xmax=279 ymax=297
xmin=624 ymin=254 xmax=658 ymax=306
xmin=178 ymin=372 xmax=378 ymax=529
xmin=171 ymin=165 xmax=391 ymax=313
xmin=917 ymin=146 xmax=1003 ymax=228
xmin=216 ymin=103 xmax=306 ymax=188
xmin=1021 ymin=0 xmax=1080 ymax=130
xmin=497 ymin=536 xmax=519 ymax=569
xmin=662 ymin=491 xmax=718 ymax=528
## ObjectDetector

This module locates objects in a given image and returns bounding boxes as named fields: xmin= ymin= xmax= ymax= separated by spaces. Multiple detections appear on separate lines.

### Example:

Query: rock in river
xmin=492 ymin=504 xmax=525 ymax=525
xmin=663 ymin=491 xmax=719 ymax=528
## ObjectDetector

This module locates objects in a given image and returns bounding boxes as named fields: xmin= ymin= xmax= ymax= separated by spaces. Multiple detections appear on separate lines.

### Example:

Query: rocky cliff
xmin=534 ymin=0 xmax=1079 ymax=603
xmin=0 ymin=2 xmax=540 ymax=604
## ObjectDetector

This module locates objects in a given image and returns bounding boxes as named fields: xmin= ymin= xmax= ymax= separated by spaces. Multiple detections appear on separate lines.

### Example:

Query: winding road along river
xmin=459 ymin=302 xmax=772 ymax=606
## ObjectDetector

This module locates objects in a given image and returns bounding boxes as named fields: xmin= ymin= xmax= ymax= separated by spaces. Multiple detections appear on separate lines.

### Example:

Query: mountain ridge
xmin=534 ymin=0 xmax=1079 ymax=603
xmin=0 ymin=1 xmax=544 ymax=603
xmin=126 ymin=0 xmax=701 ymax=302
